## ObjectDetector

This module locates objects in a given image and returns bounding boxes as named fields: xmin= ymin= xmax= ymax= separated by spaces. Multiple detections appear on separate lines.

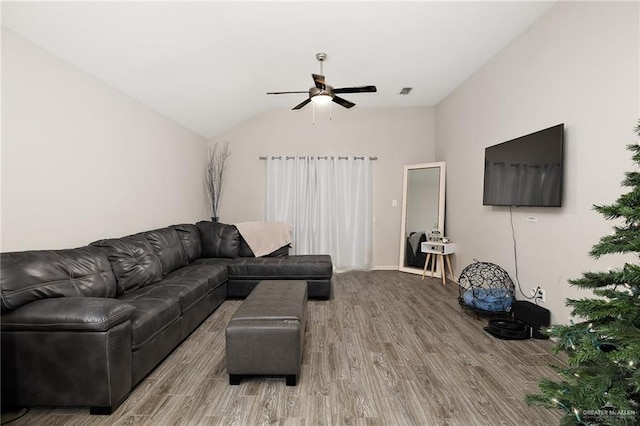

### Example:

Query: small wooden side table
xmin=421 ymin=241 xmax=456 ymax=285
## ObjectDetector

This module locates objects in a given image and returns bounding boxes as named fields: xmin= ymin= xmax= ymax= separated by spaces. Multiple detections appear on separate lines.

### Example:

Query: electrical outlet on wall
xmin=538 ymin=289 xmax=546 ymax=303
xmin=530 ymin=287 xmax=546 ymax=303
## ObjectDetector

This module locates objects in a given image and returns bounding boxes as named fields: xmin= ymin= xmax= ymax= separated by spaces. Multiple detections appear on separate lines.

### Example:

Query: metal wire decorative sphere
xmin=458 ymin=261 xmax=515 ymax=313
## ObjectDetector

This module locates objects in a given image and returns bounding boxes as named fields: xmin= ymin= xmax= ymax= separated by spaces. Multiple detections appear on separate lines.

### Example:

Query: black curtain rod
xmin=259 ymin=156 xmax=378 ymax=160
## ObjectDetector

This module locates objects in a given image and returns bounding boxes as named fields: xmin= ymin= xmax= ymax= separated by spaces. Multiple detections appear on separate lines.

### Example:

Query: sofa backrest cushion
xmin=173 ymin=224 xmax=202 ymax=263
xmin=238 ymin=232 xmax=255 ymax=257
xmin=265 ymin=245 xmax=291 ymax=257
xmin=196 ymin=221 xmax=240 ymax=259
xmin=0 ymin=246 xmax=117 ymax=313
xmin=144 ymin=227 xmax=188 ymax=275
xmin=91 ymin=234 xmax=162 ymax=296
xmin=237 ymin=234 xmax=290 ymax=258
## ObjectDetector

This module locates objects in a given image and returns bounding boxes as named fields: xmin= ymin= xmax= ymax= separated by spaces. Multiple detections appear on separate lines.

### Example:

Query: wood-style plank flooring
xmin=5 ymin=271 xmax=563 ymax=425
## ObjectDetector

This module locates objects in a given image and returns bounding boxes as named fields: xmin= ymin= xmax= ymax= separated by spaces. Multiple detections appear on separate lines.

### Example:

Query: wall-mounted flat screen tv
xmin=483 ymin=124 xmax=564 ymax=207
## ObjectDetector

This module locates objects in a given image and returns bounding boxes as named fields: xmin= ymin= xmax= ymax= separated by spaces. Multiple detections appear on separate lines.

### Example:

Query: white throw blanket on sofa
xmin=234 ymin=222 xmax=293 ymax=257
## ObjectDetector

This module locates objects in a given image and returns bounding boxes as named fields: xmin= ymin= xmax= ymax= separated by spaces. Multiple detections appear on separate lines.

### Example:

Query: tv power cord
xmin=510 ymin=206 xmax=543 ymax=305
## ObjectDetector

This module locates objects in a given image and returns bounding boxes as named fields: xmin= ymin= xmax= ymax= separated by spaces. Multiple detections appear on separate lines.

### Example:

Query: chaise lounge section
xmin=0 ymin=221 xmax=332 ymax=414
xmin=227 ymin=255 xmax=332 ymax=299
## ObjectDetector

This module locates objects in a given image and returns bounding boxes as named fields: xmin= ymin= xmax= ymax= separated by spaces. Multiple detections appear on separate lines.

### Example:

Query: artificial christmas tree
xmin=526 ymin=121 xmax=640 ymax=426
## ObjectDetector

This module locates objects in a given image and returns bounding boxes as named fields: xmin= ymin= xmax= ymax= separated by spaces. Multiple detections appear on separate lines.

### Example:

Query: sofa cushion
xmin=168 ymin=260 xmax=229 ymax=286
xmin=173 ymin=224 xmax=202 ymax=263
xmin=227 ymin=255 xmax=333 ymax=281
xmin=188 ymin=257 xmax=233 ymax=268
xmin=196 ymin=221 xmax=240 ymax=259
xmin=0 ymin=247 xmax=117 ymax=313
xmin=91 ymin=235 xmax=162 ymax=296
xmin=161 ymin=264 xmax=228 ymax=312
xmin=117 ymin=291 xmax=181 ymax=350
xmin=144 ymin=227 xmax=188 ymax=275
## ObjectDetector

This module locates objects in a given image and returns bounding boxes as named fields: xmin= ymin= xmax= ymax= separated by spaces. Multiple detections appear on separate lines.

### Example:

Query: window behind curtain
xmin=266 ymin=156 xmax=372 ymax=270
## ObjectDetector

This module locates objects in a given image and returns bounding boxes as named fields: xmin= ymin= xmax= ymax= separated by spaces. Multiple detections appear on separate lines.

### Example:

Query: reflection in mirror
xmin=399 ymin=162 xmax=446 ymax=276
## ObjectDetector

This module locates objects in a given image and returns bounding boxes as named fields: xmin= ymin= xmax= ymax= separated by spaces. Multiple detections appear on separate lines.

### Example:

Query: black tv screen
xmin=483 ymin=124 xmax=564 ymax=207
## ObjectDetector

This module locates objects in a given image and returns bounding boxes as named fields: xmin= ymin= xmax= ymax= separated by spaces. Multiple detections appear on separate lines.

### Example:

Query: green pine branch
xmin=590 ymin=235 xmax=640 ymax=257
xmin=627 ymin=141 xmax=640 ymax=163
xmin=569 ymin=269 xmax=629 ymax=289
xmin=622 ymin=171 xmax=640 ymax=189
xmin=594 ymin=192 xmax=640 ymax=223
xmin=566 ymin=297 xmax=637 ymax=325
xmin=621 ymin=263 xmax=640 ymax=286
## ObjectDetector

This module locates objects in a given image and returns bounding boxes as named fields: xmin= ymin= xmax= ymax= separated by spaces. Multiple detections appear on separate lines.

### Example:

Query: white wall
xmin=1 ymin=29 xmax=209 ymax=251
xmin=211 ymin=106 xmax=435 ymax=269
xmin=436 ymin=1 xmax=639 ymax=323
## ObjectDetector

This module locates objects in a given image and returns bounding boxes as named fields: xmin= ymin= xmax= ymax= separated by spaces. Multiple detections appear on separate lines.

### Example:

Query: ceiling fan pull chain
xmin=312 ymin=103 xmax=316 ymax=126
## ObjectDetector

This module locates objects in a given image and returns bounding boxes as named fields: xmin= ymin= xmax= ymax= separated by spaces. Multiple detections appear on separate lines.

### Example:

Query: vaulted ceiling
xmin=2 ymin=1 xmax=555 ymax=138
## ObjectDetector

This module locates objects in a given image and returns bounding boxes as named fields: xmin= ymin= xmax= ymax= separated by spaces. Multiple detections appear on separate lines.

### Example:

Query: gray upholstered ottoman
xmin=225 ymin=280 xmax=307 ymax=386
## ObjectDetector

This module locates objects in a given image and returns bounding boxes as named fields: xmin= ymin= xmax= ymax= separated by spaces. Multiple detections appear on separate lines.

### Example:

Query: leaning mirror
xmin=398 ymin=162 xmax=446 ymax=276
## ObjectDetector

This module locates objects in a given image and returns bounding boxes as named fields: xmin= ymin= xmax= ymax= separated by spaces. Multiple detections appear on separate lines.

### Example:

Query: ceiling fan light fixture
xmin=266 ymin=52 xmax=376 ymax=110
xmin=311 ymin=94 xmax=332 ymax=105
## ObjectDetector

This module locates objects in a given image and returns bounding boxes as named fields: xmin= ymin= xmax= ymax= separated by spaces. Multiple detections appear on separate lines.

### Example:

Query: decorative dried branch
xmin=205 ymin=142 xmax=231 ymax=219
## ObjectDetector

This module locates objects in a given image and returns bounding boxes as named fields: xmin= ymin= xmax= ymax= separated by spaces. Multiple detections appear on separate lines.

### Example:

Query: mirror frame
xmin=398 ymin=161 xmax=446 ymax=276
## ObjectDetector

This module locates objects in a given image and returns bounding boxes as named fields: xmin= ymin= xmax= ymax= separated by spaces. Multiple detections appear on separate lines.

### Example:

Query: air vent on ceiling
xmin=399 ymin=87 xmax=413 ymax=95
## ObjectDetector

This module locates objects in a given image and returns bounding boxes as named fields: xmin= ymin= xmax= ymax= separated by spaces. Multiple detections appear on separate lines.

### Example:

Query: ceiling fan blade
xmin=292 ymin=98 xmax=312 ymax=110
xmin=312 ymin=74 xmax=325 ymax=89
xmin=333 ymin=85 xmax=377 ymax=94
xmin=332 ymin=96 xmax=355 ymax=109
xmin=267 ymin=91 xmax=309 ymax=95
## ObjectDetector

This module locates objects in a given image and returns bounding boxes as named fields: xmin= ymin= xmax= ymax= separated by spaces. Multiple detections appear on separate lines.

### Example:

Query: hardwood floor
xmin=6 ymin=271 xmax=563 ymax=425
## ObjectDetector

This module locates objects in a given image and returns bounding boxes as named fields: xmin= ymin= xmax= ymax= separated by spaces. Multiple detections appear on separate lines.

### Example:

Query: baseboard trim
xmin=333 ymin=266 xmax=399 ymax=273
xmin=372 ymin=266 xmax=399 ymax=271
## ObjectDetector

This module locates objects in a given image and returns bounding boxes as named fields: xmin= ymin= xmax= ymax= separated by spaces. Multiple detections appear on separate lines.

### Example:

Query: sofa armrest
xmin=1 ymin=297 xmax=135 ymax=332
xmin=1 ymin=297 xmax=136 ymax=413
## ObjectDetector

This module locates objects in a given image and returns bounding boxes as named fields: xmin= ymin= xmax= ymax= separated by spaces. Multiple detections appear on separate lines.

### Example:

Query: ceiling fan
xmin=267 ymin=53 xmax=377 ymax=110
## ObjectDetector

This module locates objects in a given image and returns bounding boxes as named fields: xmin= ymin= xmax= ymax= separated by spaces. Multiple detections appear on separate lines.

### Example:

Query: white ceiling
xmin=2 ymin=1 xmax=555 ymax=138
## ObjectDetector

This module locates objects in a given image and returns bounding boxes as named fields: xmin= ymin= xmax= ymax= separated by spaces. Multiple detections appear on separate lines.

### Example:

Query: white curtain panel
xmin=266 ymin=156 xmax=372 ymax=270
